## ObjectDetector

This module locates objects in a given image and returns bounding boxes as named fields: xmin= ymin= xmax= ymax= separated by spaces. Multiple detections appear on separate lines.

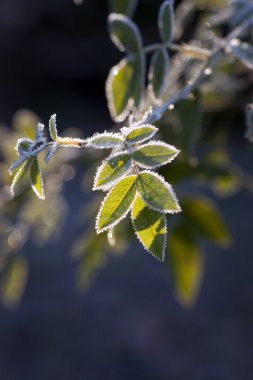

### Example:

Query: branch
xmin=140 ymin=15 xmax=253 ymax=125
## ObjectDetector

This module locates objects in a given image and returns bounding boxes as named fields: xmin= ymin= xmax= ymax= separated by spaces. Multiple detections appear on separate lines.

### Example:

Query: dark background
xmin=0 ymin=1 xmax=253 ymax=379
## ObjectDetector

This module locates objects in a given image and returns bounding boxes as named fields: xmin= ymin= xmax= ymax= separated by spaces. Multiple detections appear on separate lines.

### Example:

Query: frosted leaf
xmin=9 ymin=138 xmax=47 ymax=174
xmin=93 ymin=152 xmax=132 ymax=191
xmin=30 ymin=158 xmax=45 ymax=200
xmin=96 ymin=175 xmax=137 ymax=233
xmin=132 ymin=141 xmax=180 ymax=168
xmin=10 ymin=120 xmax=48 ymax=174
xmin=137 ymin=171 xmax=181 ymax=214
xmin=158 ymin=0 xmax=175 ymax=43
xmin=108 ymin=13 xmax=142 ymax=54
xmin=131 ymin=195 xmax=167 ymax=261
xmin=106 ymin=56 xmax=145 ymax=122
xmin=87 ymin=132 xmax=124 ymax=149
xmin=124 ymin=124 xmax=158 ymax=145
xmin=49 ymin=114 xmax=58 ymax=141
xmin=10 ymin=158 xmax=33 ymax=197
xmin=149 ymin=48 xmax=170 ymax=100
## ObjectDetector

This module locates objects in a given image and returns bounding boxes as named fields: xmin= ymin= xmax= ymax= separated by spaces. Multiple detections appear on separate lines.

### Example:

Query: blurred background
xmin=0 ymin=0 xmax=253 ymax=379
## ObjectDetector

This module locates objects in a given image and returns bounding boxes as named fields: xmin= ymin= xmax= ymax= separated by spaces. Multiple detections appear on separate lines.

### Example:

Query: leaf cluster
xmin=88 ymin=120 xmax=180 ymax=261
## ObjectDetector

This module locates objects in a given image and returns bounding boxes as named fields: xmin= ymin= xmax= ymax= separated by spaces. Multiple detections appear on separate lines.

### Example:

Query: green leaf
xmin=230 ymin=39 xmax=253 ymax=70
xmin=168 ymin=226 xmax=204 ymax=307
xmin=30 ymin=158 xmax=45 ymax=200
xmin=176 ymin=92 xmax=202 ymax=158
xmin=133 ymin=141 xmax=180 ymax=169
xmin=137 ymin=171 xmax=181 ymax=213
xmin=93 ymin=152 xmax=132 ymax=190
xmin=108 ymin=13 xmax=142 ymax=54
xmin=131 ymin=195 xmax=167 ymax=261
xmin=149 ymin=48 xmax=169 ymax=99
xmin=109 ymin=0 xmax=138 ymax=17
xmin=158 ymin=0 xmax=174 ymax=43
xmin=10 ymin=158 xmax=33 ymax=196
xmin=49 ymin=114 xmax=58 ymax=141
xmin=87 ymin=132 xmax=124 ymax=149
xmin=182 ymin=196 xmax=232 ymax=247
xmin=0 ymin=256 xmax=28 ymax=309
xmin=124 ymin=124 xmax=158 ymax=144
xmin=106 ymin=56 xmax=145 ymax=122
xmin=96 ymin=175 xmax=137 ymax=233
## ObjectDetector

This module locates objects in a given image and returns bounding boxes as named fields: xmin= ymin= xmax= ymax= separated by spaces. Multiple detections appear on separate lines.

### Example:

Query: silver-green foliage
xmin=9 ymin=113 xmax=181 ymax=261
xmin=92 ymin=123 xmax=181 ymax=261
xmin=9 ymin=0 xmax=252 ymax=269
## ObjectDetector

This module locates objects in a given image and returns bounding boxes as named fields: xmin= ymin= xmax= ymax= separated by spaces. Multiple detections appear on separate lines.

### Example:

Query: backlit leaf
xmin=96 ymin=175 xmax=137 ymax=233
xmin=106 ymin=56 xmax=145 ymax=122
xmin=182 ymin=196 xmax=232 ymax=247
xmin=131 ymin=195 xmax=167 ymax=261
xmin=149 ymin=48 xmax=169 ymax=99
xmin=109 ymin=0 xmax=138 ymax=17
xmin=87 ymin=132 xmax=124 ymax=149
xmin=93 ymin=152 xmax=132 ymax=190
xmin=158 ymin=0 xmax=175 ymax=43
xmin=30 ymin=158 xmax=45 ymax=200
xmin=137 ymin=171 xmax=181 ymax=213
xmin=169 ymin=226 xmax=203 ymax=307
xmin=133 ymin=141 xmax=180 ymax=169
xmin=108 ymin=13 xmax=142 ymax=54
xmin=49 ymin=114 xmax=58 ymax=141
xmin=124 ymin=124 xmax=158 ymax=144
xmin=10 ymin=158 xmax=33 ymax=196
